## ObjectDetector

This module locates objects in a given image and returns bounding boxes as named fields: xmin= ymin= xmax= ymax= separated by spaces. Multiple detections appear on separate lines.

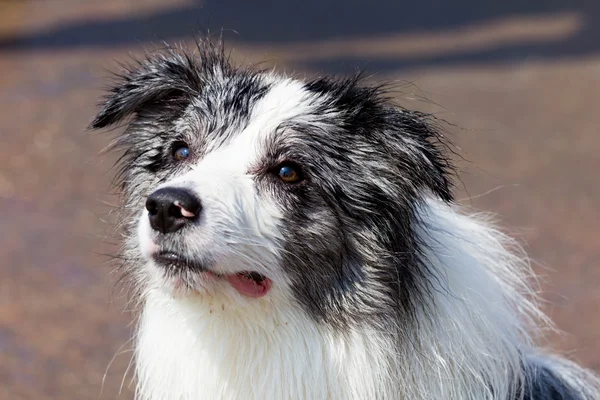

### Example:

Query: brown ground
xmin=1 ymin=1 xmax=599 ymax=398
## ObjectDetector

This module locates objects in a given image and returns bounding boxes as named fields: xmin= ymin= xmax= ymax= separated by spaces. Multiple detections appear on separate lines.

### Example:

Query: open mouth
xmin=152 ymin=251 xmax=272 ymax=298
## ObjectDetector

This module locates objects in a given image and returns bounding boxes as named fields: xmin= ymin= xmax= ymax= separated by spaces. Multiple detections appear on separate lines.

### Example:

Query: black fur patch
xmin=522 ymin=363 xmax=588 ymax=400
xmin=255 ymin=75 xmax=456 ymax=329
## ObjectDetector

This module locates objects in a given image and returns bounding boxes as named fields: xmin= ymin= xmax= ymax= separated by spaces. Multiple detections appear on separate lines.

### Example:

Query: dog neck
xmin=134 ymin=286 xmax=395 ymax=400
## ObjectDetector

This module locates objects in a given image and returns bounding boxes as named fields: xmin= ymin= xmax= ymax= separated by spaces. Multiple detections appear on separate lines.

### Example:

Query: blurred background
xmin=1 ymin=0 xmax=599 ymax=398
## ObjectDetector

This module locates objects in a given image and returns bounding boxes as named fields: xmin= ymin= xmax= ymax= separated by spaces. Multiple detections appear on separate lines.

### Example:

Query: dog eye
xmin=172 ymin=142 xmax=191 ymax=161
xmin=277 ymin=164 xmax=302 ymax=183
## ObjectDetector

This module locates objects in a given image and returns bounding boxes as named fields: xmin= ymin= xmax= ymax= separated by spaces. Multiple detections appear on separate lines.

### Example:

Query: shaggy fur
xmin=91 ymin=41 xmax=600 ymax=399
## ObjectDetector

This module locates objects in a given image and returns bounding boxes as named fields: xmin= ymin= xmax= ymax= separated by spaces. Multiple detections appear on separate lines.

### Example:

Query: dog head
xmin=91 ymin=42 xmax=453 ymax=328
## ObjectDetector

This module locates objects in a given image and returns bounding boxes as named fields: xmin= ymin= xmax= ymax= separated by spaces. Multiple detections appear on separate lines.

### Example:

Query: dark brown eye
xmin=172 ymin=143 xmax=191 ymax=161
xmin=277 ymin=164 xmax=302 ymax=183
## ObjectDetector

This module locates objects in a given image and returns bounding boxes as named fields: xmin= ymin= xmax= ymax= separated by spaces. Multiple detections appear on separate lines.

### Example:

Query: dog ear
xmin=389 ymin=108 xmax=455 ymax=202
xmin=89 ymin=55 xmax=201 ymax=129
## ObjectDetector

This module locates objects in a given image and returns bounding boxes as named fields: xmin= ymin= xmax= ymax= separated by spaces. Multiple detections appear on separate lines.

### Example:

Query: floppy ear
xmin=387 ymin=108 xmax=455 ymax=202
xmin=90 ymin=54 xmax=202 ymax=129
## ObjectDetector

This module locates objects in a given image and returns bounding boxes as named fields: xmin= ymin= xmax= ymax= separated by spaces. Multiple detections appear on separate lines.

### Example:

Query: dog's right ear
xmin=90 ymin=55 xmax=201 ymax=129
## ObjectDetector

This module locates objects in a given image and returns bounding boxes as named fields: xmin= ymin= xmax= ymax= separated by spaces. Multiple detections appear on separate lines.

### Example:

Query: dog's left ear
xmin=387 ymin=108 xmax=455 ymax=202
xmin=90 ymin=55 xmax=201 ymax=129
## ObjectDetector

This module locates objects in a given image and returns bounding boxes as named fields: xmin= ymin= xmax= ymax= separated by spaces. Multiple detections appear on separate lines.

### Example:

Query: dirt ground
xmin=1 ymin=1 xmax=598 ymax=398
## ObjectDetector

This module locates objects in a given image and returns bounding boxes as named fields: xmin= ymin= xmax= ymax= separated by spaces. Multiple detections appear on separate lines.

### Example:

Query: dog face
xmin=91 ymin=43 xmax=453 ymax=328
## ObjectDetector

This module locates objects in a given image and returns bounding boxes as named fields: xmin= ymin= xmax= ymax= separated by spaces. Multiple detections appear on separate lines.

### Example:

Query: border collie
xmin=91 ymin=41 xmax=600 ymax=399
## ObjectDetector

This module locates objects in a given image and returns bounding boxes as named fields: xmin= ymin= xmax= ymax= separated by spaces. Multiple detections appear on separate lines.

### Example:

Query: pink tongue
xmin=225 ymin=274 xmax=272 ymax=298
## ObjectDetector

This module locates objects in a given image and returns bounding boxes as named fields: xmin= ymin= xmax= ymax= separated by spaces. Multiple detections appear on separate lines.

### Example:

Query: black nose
xmin=145 ymin=187 xmax=202 ymax=234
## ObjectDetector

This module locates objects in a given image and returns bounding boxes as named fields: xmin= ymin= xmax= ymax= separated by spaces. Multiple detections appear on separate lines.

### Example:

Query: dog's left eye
xmin=172 ymin=142 xmax=191 ymax=161
xmin=276 ymin=163 xmax=303 ymax=183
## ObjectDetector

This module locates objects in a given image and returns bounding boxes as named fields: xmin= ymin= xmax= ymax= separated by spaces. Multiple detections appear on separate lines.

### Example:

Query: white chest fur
xmin=135 ymin=289 xmax=393 ymax=400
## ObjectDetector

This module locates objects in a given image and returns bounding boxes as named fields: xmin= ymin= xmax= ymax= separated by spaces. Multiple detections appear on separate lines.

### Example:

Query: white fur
xmin=399 ymin=199 xmax=542 ymax=399
xmin=135 ymin=284 xmax=395 ymax=400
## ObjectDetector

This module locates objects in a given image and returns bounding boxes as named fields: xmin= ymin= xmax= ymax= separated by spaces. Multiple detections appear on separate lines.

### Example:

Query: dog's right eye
xmin=172 ymin=142 xmax=191 ymax=162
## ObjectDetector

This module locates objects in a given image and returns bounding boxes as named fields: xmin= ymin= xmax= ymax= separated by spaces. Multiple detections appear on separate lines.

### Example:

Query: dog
xmin=91 ymin=41 xmax=600 ymax=399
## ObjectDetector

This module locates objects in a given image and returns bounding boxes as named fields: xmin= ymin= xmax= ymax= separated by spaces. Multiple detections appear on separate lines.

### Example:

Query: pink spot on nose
xmin=174 ymin=200 xmax=196 ymax=218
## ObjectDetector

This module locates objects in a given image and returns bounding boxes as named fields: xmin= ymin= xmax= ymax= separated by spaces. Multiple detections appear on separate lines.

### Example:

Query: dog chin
xmin=150 ymin=263 xmax=219 ymax=297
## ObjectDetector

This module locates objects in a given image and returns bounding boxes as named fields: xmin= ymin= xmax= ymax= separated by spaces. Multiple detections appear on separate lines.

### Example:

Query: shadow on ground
xmin=1 ymin=1 xmax=600 ymax=72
